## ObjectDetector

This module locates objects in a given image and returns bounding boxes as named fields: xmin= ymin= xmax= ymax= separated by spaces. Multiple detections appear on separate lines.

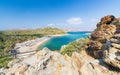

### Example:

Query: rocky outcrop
xmin=100 ymin=15 xmax=115 ymax=24
xmin=26 ymin=48 xmax=80 ymax=75
xmin=1 ymin=48 xmax=120 ymax=75
xmin=88 ymin=15 xmax=120 ymax=70
xmin=2 ymin=48 xmax=81 ymax=75
xmin=102 ymin=48 xmax=120 ymax=69
xmin=72 ymin=51 xmax=120 ymax=75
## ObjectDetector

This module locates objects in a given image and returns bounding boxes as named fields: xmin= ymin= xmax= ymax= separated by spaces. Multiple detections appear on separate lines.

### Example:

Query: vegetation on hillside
xmin=0 ymin=27 xmax=66 ymax=67
xmin=61 ymin=38 xmax=90 ymax=56
xmin=5 ymin=27 xmax=66 ymax=35
xmin=36 ymin=27 xmax=66 ymax=35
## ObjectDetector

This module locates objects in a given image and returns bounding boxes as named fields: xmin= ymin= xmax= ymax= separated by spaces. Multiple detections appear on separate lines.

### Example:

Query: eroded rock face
xmin=72 ymin=51 xmax=120 ymax=75
xmin=26 ymin=48 xmax=80 ymax=75
xmin=3 ymin=48 xmax=81 ymax=75
xmin=100 ymin=15 xmax=115 ymax=24
xmin=91 ymin=24 xmax=116 ymax=42
xmin=1 ymin=48 xmax=120 ymax=75
xmin=102 ymin=48 xmax=120 ymax=69
xmin=89 ymin=15 xmax=120 ymax=70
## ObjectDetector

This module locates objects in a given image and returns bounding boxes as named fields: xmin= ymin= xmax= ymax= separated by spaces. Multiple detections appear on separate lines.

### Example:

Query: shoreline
xmin=47 ymin=34 xmax=68 ymax=37
xmin=15 ymin=34 xmax=67 ymax=53
xmin=15 ymin=37 xmax=51 ymax=53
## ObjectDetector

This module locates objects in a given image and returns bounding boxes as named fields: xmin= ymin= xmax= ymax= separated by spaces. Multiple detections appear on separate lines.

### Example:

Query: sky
xmin=0 ymin=0 xmax=120 ymax=31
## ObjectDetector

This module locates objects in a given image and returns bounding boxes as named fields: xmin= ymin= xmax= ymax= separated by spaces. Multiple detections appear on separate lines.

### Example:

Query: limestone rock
xmin=111 ymin=43 xmax=120 ymax=49
xmin=26 ymin=48 xmax=80 ymax=75
xmin=102 ymin=48 xmax=120 ymax=69
xmin=89 ymin=41 xmax=102 ymax=50
xmin=72 ymin=51 xmax=120 ymax=75
xmin=91 ymin=24 xmax=116 ymax=42
xmin=3 ymin=48 xmax=81 ymax=75
xmin=1 ymin=47 xmax=120 ymax=75
xmin=100 ymin=15 xmax=115 ymax=24
xmin=110 ymin=38 xmax=120 ymax=44
xmin=88 ymin=15 xmax=120 ymax=71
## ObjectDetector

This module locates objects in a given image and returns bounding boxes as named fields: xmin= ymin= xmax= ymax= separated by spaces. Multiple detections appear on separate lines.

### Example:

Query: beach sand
xmin=15 ymin=34 xmax=66 ymax=53
xmin=15 ymin=37 xmax=51 ymax=53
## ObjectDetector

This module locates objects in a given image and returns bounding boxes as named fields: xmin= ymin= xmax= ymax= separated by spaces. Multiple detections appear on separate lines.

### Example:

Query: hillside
xmin=0 ymin=27 xmax=66 ymax=67
xmin=3 ymin=27 xmax=66 ymax=35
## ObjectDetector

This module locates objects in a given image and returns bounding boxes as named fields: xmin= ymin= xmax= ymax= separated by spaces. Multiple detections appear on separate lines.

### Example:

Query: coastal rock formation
xmin=89 ymin=15 xmax=120 ymax=70
xmin=26 ymin=48 xmax=80 ymax=75
xmin=1 ymin=48 xmax=120 ymax=75
xmin=100 ymin=15 xmax=115 ymax=24
xmin=72 ymin=51 xmax=120 ymax=75
xmin=2 ymin=48 xmax=80 ymax=75
xmin=102 ymin=48 xmax=120 ymax=69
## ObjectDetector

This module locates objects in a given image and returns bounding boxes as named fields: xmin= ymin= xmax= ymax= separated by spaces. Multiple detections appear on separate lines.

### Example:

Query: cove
xmin=39 ymin=32 xmax=91 ymax=51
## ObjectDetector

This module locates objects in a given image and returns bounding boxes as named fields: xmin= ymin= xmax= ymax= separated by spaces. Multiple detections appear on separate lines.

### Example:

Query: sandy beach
xmin=15 ymin=34 xmax=67 ymax=53
xmin=15 ymin=36 xmax=51 ymax=53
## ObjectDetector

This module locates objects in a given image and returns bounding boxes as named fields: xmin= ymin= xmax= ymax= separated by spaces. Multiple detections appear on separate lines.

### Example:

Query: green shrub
xmin=61 ymin=38 xmax=90 ymax=56
xmin=0 ymin=55 xmax=13 ymax=67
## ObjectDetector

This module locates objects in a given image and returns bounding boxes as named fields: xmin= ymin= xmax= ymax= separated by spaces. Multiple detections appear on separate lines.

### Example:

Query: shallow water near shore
xmin=39 ymin=32 xmax=91 ymax=51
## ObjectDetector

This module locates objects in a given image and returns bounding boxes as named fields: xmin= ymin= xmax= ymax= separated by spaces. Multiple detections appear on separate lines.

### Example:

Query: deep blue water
xmin=39 ymin=32 xmax=91 ymax=50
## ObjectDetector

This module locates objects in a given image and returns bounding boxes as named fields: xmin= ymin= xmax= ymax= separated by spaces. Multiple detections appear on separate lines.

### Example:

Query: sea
xmin=39 ymin=32 xmax=91 ymax=51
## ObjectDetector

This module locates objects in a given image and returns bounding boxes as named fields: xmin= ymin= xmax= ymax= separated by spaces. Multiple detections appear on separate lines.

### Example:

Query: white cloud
xmin=67 ymin=17 xmax=83 ymax=25
xmin=47 ymin=23 xmax=54 ymax=26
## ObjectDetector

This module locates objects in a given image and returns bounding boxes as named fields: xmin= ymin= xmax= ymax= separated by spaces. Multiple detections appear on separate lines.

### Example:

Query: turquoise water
xmin=39 ymin=32 xmax=91 ymax=50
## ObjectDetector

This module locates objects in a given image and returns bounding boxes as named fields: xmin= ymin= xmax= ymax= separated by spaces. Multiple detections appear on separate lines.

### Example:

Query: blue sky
xmin=0 ymin=0 xmax=120 ymax=31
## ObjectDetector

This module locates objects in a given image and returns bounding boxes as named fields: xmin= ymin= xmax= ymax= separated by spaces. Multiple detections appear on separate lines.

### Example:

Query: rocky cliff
xmin=0 ymin=15 xmax=120 ymax=75
xmin=89 ymin=15 xmax=120 ymax=70
xmin=1 ymin=48 xmax=120 ymax=75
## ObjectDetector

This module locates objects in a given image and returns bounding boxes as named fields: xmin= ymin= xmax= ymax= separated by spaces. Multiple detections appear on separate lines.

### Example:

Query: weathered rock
xmin=111 ymin=43 xmax=120 ymax=49
xmin=100 ymin=15 xmax=115 ymax=24
xmin=89 ymin=15 xmax=120 ymax=71
xmin=91 ymin=24 xmax=116 ymax=42
xmin=93 ymin=50 xmax=103 ymax=59
xmin=3 ymin=48 xmax=81 ymax=75
xmin=113 ymin=33 xmax=120 ymax=38
xmin=1 ymin=47 xmax=120 ymax=75
xmin=7 ymin=59 xmax=22 ymax=68
xmin=89 ymin=41 xmax=102 ymax=50
xmin=26 ymin=48 xmax=80 ymax=75
xmin=102 ymin=48 xmax=120 ymax=69
xmin=72 ymin=51 xmax=120 ymax=75
xmin=15 ymin=64 xmax=28 ymax=75
xmin=110 ymin=38 xmax=120 ymax=44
